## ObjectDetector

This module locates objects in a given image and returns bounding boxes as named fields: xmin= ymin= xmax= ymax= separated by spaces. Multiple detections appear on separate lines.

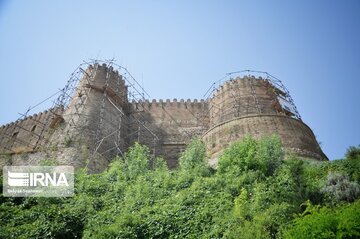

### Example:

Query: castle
xmin=0 ymin=61 xmax=327 ymax=172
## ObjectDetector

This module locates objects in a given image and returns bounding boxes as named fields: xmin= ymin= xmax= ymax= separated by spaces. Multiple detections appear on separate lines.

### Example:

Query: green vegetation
xmin=0 ymin=137 xmax=359 ymax=238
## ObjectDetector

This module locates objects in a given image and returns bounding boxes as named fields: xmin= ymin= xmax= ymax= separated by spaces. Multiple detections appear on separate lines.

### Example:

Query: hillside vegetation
xmin=1 ymin=136 xmax=360 ymax=238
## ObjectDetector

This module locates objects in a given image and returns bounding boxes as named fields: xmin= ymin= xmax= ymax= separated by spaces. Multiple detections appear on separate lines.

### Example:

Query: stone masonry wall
xmin=129 ymin=99 xmax=208 ymax=168
xmin=0 ymin=107 xmax=63 ymax=154
xmin=203 ymin=114 xmax=327 ymax=166
xmin=209 ymin=76 xmax=280 ymax=127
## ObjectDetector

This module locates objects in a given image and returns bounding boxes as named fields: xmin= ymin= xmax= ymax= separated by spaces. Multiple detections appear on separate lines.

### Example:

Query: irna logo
xmin=7 ymin=171 xmax=69 ymax=187
xmin=3 ymin=166 xmax=74 ymax=197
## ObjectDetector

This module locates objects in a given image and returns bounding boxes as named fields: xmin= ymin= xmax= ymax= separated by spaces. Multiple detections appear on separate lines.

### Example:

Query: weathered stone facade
xmin=0 ymin=63 xmax=327 ymax=171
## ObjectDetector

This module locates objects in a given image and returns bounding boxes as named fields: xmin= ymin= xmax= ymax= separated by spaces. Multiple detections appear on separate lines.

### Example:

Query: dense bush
xmin=0 ymin=137 xmax=359 ymax=238
xmin=283 ymin=200 xmax=360 ymax=238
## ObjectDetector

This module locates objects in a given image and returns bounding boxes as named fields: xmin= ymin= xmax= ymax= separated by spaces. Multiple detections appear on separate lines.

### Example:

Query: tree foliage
xmin=283 ymin=200 xmax=360 ymax=238
xmin=345 ymin=145 xmax=360 ymax=160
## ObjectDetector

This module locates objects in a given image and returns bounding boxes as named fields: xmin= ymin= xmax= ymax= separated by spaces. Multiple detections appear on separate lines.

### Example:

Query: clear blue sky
xmin=0 ymin=0 xmax=359 ymax=160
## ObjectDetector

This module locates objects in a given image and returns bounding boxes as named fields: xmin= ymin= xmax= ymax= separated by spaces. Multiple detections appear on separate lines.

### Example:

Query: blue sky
xmin=0 ymin=0 xmax=359 ymax=160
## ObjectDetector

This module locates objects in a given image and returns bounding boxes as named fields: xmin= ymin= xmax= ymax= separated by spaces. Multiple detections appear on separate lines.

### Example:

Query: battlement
xmin=79 ymin=63 xmax=127 ymax=98
xmin=88 ymin=63 xmax=122 ymax=77
xmin=0 ymin=106 xmax=64 ymax=155
xmin=0 ymin=106 xmax=63 ymax=129
xmin=130 ymin=98 xmax=207 ymax=110
xmin=0 ymin=108 xmax=57 ymax=128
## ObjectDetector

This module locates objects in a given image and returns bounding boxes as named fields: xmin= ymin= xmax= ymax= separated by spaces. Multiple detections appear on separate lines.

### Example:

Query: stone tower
xmin=62 ymin=64 xmax=128 ymax=156
xmin=51 ymin=63 xmax=130 ymax=170
xmin=202 ymin=75 xmax=327 ymax=163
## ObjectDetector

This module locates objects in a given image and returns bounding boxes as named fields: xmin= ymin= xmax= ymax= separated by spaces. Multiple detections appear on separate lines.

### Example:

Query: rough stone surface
xmin=203 ymin=114 xmax=327 ymax=164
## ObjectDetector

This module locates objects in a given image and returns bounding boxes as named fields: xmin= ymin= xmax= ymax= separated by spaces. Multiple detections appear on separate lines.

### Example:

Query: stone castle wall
xmin=0 ymin=107 xmax=63 ymax=154
xmin=203 ymin=115 xmax=327 ymax=165
xmin=129 ymin=99 xmax=208 ymax=167
xmin=0 ymin=64 xmax=328 ymax=171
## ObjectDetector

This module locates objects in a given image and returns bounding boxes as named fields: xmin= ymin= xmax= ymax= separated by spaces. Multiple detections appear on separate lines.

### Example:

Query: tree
xmin=345 ymin=145 xmax=360 ymax=160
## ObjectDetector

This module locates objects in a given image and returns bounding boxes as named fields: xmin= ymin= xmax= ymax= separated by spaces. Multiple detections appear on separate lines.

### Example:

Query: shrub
xmin=283 ymin=200 xmax=360 ymax=238
xmin=218 ymin=135 xmax=283 ymax=177
xmin=321 ymin=172 xmax=360 ymax=203
xmin=124 ymin=142 xmax=150 ymax=180
xmin=179 ymin=138 xmax=206 ymax=170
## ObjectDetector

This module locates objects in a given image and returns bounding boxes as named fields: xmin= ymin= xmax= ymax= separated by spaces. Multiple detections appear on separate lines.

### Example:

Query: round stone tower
xmin=202 ymin=73 xmax=327 ymax=162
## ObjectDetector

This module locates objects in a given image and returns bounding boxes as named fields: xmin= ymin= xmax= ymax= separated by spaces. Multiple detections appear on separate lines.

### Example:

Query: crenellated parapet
xmin=0 ymin=106 xmax=64 ymax=154
xmin=130 ymin=98 xmax=207 ymax=110
xmin=80 ymin=63 xmax=128 ymax=107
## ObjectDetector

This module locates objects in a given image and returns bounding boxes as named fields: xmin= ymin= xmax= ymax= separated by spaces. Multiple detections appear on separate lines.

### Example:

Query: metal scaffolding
xmin=202 ymin=70 xmax=302 ymax=126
